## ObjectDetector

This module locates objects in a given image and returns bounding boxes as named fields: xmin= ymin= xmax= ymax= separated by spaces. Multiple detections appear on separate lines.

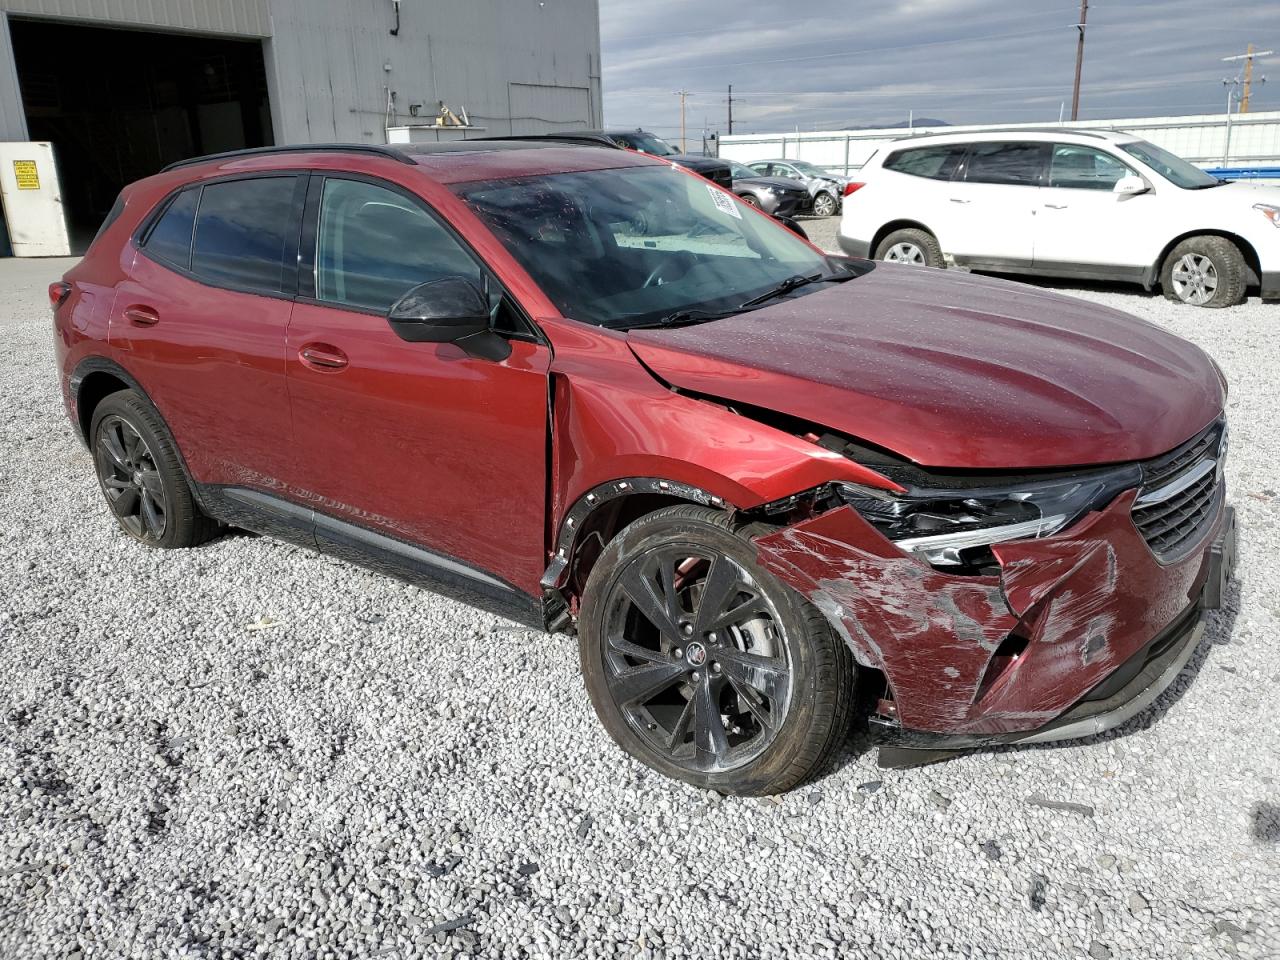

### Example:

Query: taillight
xmin=49 ymin=281 xmax=71 ymax=310
xmin=843 ymin=182 xmax=865 ymax=197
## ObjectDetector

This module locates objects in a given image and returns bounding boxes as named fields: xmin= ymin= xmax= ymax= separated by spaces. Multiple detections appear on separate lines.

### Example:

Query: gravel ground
xmin=1 ymin=251 xmax=1278 ymax=960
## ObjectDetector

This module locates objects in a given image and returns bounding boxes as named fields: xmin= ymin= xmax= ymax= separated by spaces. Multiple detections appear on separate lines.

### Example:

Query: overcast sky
xmin=599 ymin=0 xmax=1275 ymax=140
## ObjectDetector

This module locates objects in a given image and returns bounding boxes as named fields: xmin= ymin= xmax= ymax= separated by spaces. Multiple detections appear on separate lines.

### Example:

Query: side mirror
xmin=1114 ymin=174 xmax=1150 ymax=197
xmin=387 ymin=277 xmax=510 ymax=361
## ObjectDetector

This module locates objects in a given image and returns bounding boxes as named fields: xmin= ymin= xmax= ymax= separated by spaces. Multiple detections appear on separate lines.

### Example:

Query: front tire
xmin=740 ymin=193 xmax=761 ymax=207
xmin=812 ymin=191 xmax=838 ymax=217
xmin=1160 ymin=236 xmax=1246 ymax=307
xmin=90 ymin=390 xmax=217 ymax=549
xmin=875 ymin=227 xmax=944 ymax=268
xmin=578 ymin=505 xmax=855 ymax=795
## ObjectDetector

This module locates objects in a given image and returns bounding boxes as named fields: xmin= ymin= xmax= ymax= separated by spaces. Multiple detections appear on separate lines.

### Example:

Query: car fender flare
xmin=541 ymin=476 xmax=732 ymax=592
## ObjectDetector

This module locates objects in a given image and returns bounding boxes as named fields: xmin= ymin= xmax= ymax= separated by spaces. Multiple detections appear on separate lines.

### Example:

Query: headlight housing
xmin=1255 ymin=203 xmax=1280 ymax=228
xmin=836 ymin=465 xmax=1140 ymax=573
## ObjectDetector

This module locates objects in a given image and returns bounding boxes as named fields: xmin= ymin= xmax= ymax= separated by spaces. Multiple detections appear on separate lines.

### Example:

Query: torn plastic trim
xmin=541 ymin=476 xmax=730 ymax=592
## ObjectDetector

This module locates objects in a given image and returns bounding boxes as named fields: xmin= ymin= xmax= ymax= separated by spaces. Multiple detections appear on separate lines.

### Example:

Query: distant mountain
xmin=845 ymin=118 xmax=950 ymax=130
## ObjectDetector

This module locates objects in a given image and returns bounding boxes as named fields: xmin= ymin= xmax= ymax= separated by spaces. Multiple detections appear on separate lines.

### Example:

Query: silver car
xmin=748 ymin=159 xmax=850 ymax=217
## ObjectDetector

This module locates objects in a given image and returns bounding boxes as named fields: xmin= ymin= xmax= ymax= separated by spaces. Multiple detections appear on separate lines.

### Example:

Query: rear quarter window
xmin=883 ymin=145 xmax=967 ymax=180
xmin=142 ymin=188 xmax=199 ymax=269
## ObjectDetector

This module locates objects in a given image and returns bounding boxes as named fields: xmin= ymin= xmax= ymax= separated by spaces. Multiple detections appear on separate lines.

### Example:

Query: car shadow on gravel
xmin=1253 ymin=803 xmax=1280 ymax=843
xmin=812 ymin=575 xmax=1244 ymax=783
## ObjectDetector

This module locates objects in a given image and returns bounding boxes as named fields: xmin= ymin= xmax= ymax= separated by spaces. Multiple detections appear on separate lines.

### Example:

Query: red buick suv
xmin=53 ymin=141 xmax=1235 ymax=795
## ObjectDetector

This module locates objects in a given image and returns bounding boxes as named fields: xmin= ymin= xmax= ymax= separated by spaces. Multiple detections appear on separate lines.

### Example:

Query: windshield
xmin=1119 ymin=140 xmax=1221 ymax=189
xmin=456 ymin=165 xmax=842 ymax=329
xmin=611 ymin=132 xmax=678 ymax=157
xmin=790 ymin=161 xmax=836 ymax=178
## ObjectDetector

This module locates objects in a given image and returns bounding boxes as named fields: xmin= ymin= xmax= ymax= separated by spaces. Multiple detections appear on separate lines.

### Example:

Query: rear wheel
xmin=578 ymin=505 xmax=855 ymax=795
xmin=90 ymin=390 xmax=217 ymax=548
xmin=812 ymin=191 xmax=838 ymax=217
xmin=875 ymin=228 xmax=944 ymax=268
xmin=1160 ymin=236 xmax=1246 ymax=307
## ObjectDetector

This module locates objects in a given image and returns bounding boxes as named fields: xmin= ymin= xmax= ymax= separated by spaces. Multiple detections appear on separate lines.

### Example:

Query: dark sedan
xmin=724 ymin=160 xmax=813 ymax=217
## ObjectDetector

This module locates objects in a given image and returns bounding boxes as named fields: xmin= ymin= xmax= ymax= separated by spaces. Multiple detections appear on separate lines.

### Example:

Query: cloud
xmin=599 ymin=0 xmax=1274 ymax=136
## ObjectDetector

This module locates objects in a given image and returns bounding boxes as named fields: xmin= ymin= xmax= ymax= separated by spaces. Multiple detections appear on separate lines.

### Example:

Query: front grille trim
xmin=1131 ymin=419 xmax=1225 ymax=564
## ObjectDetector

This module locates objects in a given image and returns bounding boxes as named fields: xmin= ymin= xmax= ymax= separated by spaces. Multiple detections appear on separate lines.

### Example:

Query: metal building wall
xmin=0 ymin=0 xmax=601 ymax=144
xmin=266 ymin=0 xmax=603 ymax=143
xmin=0 ymin=0 xmax=268 ymax=36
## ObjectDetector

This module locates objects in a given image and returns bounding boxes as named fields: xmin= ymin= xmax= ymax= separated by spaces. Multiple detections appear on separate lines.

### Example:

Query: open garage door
xmin=9 ymin=17 xmax=273 ymax=251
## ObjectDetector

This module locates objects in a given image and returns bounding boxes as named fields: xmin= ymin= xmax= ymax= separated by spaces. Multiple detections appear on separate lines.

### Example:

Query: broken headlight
xmin=836 ymin=465 xmax=1140 ymax=572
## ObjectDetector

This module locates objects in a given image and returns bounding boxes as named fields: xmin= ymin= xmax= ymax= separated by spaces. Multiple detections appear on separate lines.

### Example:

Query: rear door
xmin=110 ymin=174 xmax=303 ymax=488
xmin=943 ymin=141 xmax=1048 ymax=265
xmin=1034 ymin=143 xmax=1151 ymax=273
xmin=285 ymin=174 xmax=551 ymax=595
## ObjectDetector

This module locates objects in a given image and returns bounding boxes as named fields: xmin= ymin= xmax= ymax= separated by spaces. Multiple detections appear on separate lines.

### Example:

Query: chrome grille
xmin=1131 ymin=420 xmax=1226 ymax=562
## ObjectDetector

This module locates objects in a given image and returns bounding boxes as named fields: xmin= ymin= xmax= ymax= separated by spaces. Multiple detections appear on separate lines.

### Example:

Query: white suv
xmin=838 ymin=129 xmax=1280 ymax=307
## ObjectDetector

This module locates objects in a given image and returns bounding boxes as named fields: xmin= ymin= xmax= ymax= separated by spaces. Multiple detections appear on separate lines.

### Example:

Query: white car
xmin=837 ymin=129 xmax=1280 ymax=307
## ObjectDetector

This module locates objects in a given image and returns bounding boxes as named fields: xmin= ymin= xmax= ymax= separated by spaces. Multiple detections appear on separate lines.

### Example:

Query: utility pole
xmin=1071 ymin=0 xmax=1088 ymax=121
xmin=676 ymin=89 xmax=689 ymax=152
xmin=727 ymin=84 xmax=733 ymax=135
xmin=1223 ymin=45 xmax=1273 ymax=113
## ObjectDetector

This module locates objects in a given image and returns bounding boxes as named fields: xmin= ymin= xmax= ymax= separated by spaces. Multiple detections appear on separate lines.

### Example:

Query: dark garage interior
xmin=9 ymin=17 xmax=273 ymax=247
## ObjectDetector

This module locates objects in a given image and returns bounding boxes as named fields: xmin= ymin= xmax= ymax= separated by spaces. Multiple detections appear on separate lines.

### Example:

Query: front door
xmin=942 ymin=141 xmax=1048 ymax=266
xmin=1034 ymin=143 xmax=1152 ymax=274
xmin=285 ymin=175 xmax=551 ymax=596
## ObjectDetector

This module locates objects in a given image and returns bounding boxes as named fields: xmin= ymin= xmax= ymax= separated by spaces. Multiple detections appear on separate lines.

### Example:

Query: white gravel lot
xmin=1 ymin=250 xmax=1278 ymax=960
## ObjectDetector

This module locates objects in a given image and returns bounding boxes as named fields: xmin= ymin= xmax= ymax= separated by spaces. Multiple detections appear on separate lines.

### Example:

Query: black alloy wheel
xmin=601 ymin=545 xmax=793 ymax=774
xmin=89 ymin=389 xmax=218 ymax=549
xmin=579 ymin=505 xmax=855 ymax=795
xmin=95 ymin=414 xmax=168 ymax=542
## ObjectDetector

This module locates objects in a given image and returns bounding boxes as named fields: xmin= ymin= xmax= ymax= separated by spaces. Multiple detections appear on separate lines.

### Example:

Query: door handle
xmin=1044 ymin=203 xmax=1069 ymax=210
xmin=124 ymin=305 xmax=159 ymax=326
xmin=299 ymin=343 xmax=349 ymax=371
xmin=949 ymin=198 xmax=971 ymax=204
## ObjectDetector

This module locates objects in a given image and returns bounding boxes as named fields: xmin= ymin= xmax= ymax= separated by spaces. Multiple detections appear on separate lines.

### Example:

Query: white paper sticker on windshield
xmin=706 ymin=184 xmax=742 ymax=219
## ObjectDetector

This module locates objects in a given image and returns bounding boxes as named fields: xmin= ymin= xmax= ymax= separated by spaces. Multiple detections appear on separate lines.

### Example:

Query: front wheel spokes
xmin=619 ymin=556 xmax=683 ymax=641
xmin=99 ymin=427 xmax=131 ymax=472
xmin=139 ymin=489 xmax=165 ymax=538
xmin=605 ymin=634 xmax=685 ymax=705
xmin=717 ymin=647 xmax=789 ymax=703
xmin=692 ymin=677 xmax=730 ymax=765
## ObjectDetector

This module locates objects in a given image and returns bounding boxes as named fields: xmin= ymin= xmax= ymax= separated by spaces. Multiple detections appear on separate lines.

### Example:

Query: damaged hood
xmin=626 ymin=264 xmax=1224 ymax=470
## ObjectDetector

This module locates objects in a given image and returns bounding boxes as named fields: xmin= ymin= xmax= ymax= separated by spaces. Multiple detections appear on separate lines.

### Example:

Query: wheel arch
xmin=69 ymin=356 xmax=206 ymax=509
xmin=542 ymin=477 xmax=735 ymax=614
xmin=869 ymin=219 xmax=937 ymax=259
xmin=1153 ymin=229 xmax=1262 ymax=290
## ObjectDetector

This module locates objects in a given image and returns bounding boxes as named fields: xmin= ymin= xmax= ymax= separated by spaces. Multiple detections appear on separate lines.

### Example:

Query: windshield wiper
xmin=621 ymin=308 xmax=741 ymax=330
xmin=738 ymin=272 xmax=844 ymax=309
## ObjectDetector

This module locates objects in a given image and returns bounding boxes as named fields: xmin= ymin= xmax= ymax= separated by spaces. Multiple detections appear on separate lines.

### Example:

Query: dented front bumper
xmin=753 ymin=489 xmax=1234 ymax=743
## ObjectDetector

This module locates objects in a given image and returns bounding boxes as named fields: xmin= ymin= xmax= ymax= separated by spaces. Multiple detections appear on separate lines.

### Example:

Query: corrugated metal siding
xmin=0 ymin=0 xmax=269 ymax=36
xmin=0 ymin=15 xmax=29 ymax=139
xmin=267 ymin=0 xmax=601 ymax=143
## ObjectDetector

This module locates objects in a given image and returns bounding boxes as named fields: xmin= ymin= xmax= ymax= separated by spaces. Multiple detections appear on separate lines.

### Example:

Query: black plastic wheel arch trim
xmin=540 ymin=477 xmax=732 ymax=592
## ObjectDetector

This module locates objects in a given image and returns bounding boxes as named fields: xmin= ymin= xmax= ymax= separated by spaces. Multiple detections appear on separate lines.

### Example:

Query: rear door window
xmin=191 ymin=176 xmax=299 ymax=294
xmin=143 ymin=188 xmax=199 ymax=269
xmin=963 ymin=142 xmax=1049 ymax=186
xmin=883 ymin=145 xmax=967 ymax=181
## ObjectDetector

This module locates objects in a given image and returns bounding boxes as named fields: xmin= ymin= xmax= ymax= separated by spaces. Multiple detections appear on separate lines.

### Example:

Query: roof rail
xmin=161 ymin=143 xmax=416 ymax=173
xmin=889 ymin=127 xmax=1115 ymax=142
